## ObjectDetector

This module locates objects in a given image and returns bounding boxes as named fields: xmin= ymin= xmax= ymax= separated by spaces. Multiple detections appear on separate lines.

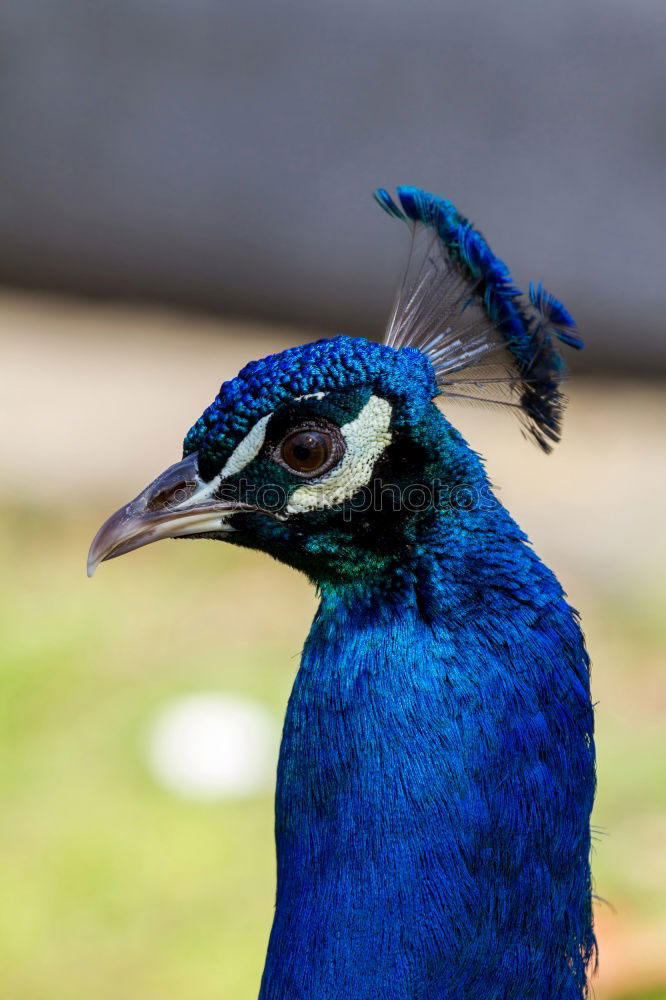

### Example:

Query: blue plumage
xmin=529 ymin=281 xmax=584 ymax=349
xmin=88 ymin=187 xmax=596 ymax=998
xmin=374 ymin=186 xmax=583 ymax=451
xmin=258 ymin=364 xmax=595 ymax=997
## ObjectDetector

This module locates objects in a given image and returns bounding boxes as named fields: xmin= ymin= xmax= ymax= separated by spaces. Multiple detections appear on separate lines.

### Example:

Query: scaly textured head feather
xmin=374 ymin=186 xmax=583 ymax=452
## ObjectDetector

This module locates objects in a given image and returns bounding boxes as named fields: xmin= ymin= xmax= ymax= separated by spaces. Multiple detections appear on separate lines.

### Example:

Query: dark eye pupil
xmin=281 ymin=430 xmax=331 ymax=473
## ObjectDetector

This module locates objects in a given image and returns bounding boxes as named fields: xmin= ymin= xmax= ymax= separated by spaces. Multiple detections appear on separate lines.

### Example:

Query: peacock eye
xmin=273 ymin=418 xmax=345 ymax=479
xmin=280 ymin=429 xmax=332 ymax=474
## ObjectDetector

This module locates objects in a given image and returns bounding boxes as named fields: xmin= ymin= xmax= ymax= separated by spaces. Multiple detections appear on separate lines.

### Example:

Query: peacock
xmin=88 ymin=187 xmax=596 ymax=999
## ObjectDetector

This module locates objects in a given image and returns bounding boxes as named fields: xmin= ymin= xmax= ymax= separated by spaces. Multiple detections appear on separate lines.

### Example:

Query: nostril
xmin=129 ymin=452 xmax=203 ymax=516
xmin=146 ymin=480 xmax=198 ymax=512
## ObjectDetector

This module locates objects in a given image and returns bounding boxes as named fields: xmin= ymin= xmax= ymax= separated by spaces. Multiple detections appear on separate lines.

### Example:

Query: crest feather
xmin=374 ymin=186 xmax=583 ymax=452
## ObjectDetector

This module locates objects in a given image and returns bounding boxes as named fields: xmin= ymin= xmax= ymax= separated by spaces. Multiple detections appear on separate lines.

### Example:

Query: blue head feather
xmin=374 ymin=186 xmax=583 ymax=451
xmin=529 ymin=281 xmax=584 ymax=349
xmin=184 ymin=337 xmax=436 ymax=480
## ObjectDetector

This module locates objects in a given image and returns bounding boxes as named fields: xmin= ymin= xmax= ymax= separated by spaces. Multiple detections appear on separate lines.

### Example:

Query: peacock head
xmin=87 ymin=337 xmax=456 ymax=586
xmin=88 ymin=187 xmax=581 ymax=587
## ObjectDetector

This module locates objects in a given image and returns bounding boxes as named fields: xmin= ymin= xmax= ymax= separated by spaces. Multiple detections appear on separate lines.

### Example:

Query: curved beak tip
xmin=87 ymin=545 xmax=104 ymax=577
xmin=85 ymin=451 xmax=252 ymax=578
xmin=86 ymin=516 xmax=125 ymax=578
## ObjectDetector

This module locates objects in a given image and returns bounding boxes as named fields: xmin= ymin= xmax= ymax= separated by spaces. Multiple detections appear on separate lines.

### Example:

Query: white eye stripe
xmin=286 ymin=395 xmax=392 ymax=514
xmin=220 ymin=413 xmax=272 ymax=478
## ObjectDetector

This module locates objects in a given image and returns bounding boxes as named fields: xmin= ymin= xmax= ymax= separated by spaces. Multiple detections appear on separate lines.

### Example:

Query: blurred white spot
xmin=146 ymin=692 xmax=280 ymax=801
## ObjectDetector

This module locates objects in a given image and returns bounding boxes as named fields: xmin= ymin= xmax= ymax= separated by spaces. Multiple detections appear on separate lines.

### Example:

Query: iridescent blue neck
xmin=259 ymin=501 xmax=595 ymax=999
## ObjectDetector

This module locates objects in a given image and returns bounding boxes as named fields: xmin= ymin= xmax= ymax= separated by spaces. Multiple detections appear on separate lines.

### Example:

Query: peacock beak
xmin=87 ymin=451 xmax=255 ymax=577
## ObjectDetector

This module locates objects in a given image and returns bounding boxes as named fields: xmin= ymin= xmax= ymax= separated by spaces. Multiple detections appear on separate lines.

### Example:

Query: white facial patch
xmin=220 ymin=413 xmax=272 ymax=478
xmin=286 ymin=395 xmax=392 ymax=514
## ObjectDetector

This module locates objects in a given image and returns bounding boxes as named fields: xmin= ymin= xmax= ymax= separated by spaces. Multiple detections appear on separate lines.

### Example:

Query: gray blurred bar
xmin=0 ymin=0 xmax=664 ymax=370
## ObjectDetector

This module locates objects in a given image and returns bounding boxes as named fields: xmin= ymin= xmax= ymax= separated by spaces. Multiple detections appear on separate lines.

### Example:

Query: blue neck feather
xmin=259 ymin=414 xmax=595 ymax=999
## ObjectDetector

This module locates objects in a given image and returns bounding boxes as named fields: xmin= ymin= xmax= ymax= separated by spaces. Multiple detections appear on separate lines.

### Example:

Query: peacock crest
xmin=375 ymin=186 xmax=582 ymax=451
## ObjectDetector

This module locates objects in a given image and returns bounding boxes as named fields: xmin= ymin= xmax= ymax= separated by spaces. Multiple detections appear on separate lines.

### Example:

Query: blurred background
xmin=0 ymin=1 xmax=664 ymax=998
